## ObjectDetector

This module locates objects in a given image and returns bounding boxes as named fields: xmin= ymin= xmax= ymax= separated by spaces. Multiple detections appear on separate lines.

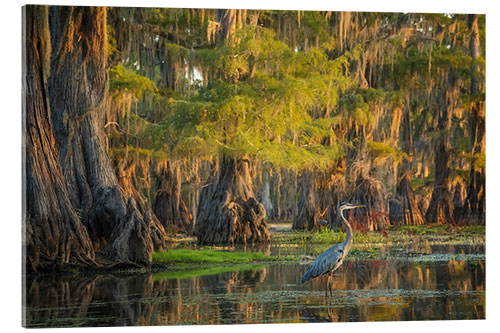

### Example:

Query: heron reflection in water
xmin=301 ymin=202 xmax=365 ymax=296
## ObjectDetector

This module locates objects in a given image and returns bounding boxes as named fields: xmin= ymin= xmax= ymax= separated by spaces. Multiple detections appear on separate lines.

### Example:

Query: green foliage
xmin=144 ymin=8 xmax=211 ymax=47
xmin=109 ymin=146 xmax=167 ymax=161
xmin=432 ymin=46 xmax=471 ymax=75
xmin=461 ymin=92 xmax=486 ymax=109
xmin=344 ymin=94 xmax=373 ymax=127
xmin=466 ymin=152 xmax=485 ymax=169
xmin=359 ymin=87 xmax=386 ymax=103
xmin=165 ymin=43 xmax=189 ymax=58
xmin=367 ymin=140 xmax=408 ymax=161
xmin=166 ymin=26 xmax=353 ymax=170
xmin=106 ymin=24 xmax=118 ymax=59
xmin=393 ymin=44 xmax=472 ymax=81
xmin=411 ymin=174 xmax=434 ymax=192
xmin=109 ymin=65 xmax=157 ymax=98
xmin=75 ymin=208 xmax=83 ymax=220
xmin=104 ymin=10 xmax=485 ymax=220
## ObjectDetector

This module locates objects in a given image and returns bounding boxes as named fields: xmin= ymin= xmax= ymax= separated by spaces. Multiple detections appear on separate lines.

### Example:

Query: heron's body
xmin=301 ymin=242 xmax=347 ymax=283
xmin=301 ymin=202 xmax=364 ymax=295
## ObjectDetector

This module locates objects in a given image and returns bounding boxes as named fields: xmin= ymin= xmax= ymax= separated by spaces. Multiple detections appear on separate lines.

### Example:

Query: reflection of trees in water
xmin=101 ymin=274 xmax=157 ymax=326
xmin=24 ymin=257 xmax=484 ymax=327
xmin=24 ymin=275 xmax=99 ymax=327
xmin=199 ymin=268 xmax=268 ymax=324
xmin=303 ymin=258 xmax=485 ymax=322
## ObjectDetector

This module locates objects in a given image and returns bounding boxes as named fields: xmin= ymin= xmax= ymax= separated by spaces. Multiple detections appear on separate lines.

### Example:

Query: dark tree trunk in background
xmin=391 ymin=103 xmax=425 ymax=225
xmin=216 ymin=9 xmax=246 ymax=45
xmin=260 ymin=164 xmax=273 ymax=219
xmin=47 ymin=6 xmax=163 ymax=265
xmin=153 ymin=160 xmax=193 ymax=234
xmin=196 ymin=157 xmax=270 ymax=245
xmin=426 ymin=72 xmax=456 ymax=224
xmin=459 ymin=14 xmax=485 ymax=225
xmin=293 ymin=172 xmax=320 ymax=230
xmin=23 ymin=5 xmax=95 ymax=272
xmin=345 ymin=133 xmax=390 ymax=231
xmin=426 ymin=135 xmax=454 ymax=224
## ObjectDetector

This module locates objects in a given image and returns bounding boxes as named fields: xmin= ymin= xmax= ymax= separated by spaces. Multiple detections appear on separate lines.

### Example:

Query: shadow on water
xmin=24 ymin=244 xmax=485 ymax=327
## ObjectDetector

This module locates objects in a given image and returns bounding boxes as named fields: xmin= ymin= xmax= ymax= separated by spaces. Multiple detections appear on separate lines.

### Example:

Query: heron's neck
xmin=339 ymin=209 xmax=353 ymax=252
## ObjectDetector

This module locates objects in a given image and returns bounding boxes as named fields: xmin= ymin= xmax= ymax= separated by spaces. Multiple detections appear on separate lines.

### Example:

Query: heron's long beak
xmin=351 ymin=205 xmax=366 ymax=208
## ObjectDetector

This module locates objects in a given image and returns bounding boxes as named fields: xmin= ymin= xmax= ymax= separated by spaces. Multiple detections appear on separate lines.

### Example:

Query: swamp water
xmin=23 ymin=243 xmax=485 ymax=327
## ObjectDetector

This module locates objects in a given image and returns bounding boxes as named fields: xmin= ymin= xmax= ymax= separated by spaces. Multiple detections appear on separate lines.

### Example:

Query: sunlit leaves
xmin=367 ymin=140 xmax=408 ymax=162
xmin=164 ymin=26 xmax=352 ymax=171
xmin=109 ymin=65 xmax=157 ymax=98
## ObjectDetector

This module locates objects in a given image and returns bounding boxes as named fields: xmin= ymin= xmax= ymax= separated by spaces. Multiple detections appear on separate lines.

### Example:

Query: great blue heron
xmin=301 ymin=202 xmax=365 ymax=296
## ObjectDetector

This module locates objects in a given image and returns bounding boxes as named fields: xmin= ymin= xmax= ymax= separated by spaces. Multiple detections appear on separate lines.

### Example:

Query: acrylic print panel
xmin=22 ymin=2 xmax=485 ymax=328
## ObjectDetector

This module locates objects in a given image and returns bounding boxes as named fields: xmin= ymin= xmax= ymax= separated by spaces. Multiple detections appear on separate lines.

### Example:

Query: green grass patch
xmin=396 ymin=224 xmax=449 ymax=234
xmin=152 ymin=248 xmax=272 ymax=264
xmin=271 ymin=223 xmax=484 ymax=254
xmin=152 ymin=263 xmax=267 ymax=280
xmin=393 ymin=224 xmax=485 ymax=235
xmin=275 ymin=228 xmax=385 ymax=245
xmin=460 ymin=225 xmax=485 ymax=234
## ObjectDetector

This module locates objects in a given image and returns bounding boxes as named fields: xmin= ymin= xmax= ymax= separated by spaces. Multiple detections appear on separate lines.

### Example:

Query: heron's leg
xmin=328 ymin=271 xmax=334 ymax=297
xmin=325 ymin=272 xmax=333 ymax=297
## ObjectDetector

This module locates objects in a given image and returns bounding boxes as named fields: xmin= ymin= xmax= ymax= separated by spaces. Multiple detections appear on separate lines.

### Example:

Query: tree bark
xmin=391 ymin=103 xmax=425 ymax=225
xmin=196 ymin=157 xmax=270 ymax=245
xmin=345 ymin=133 xmax=390 ymax=231
xmin=152 ymin=160 xmax=193 ymax=234
xmin=426 ymin=135 xmax=455 ymax=224
xmin=293 ymin=172 xmax=320 ymax=230
xmin=260 ymin=164 xmax=273 ymax=219
xmin=23 ymin=5 xmax=95 ymax=272
xmin=459 ymin=14 xmax=485 ymax=225
xmin=114 ymin=155 xmax=169 ymax=251
xmin=47 ymin=6 xmax=163 ymax=265
xmin=426 ymin=71 xmax=456 ymax=224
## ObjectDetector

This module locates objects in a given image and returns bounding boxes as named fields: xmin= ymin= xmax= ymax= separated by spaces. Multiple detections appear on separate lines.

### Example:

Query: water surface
xmin=23 ymin=243 xmax=485 ymax=327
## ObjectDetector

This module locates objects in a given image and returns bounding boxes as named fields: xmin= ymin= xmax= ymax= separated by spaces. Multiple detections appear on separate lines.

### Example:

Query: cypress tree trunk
xmin=216 ymin=9 xmax=238 ymax=45
xmin=196 ymin=156 xmax=270 ymax=245
xmin=345 ymin=132 xmax=390 ymax=231
xmin=47 ymin=6 xmax=162 ymax=265
xmin=293 ymin=172 xmax=320 ymax=230
xmin=272 ymin=170 xmax=282 ymax=220
xmin=195 ymin=10 xmax=270 ymax=244
xmin=391 ymin=103 xmax=425 ymax=225
xmin=23 ymin=5 xmax=95 ymax=272
xmin=460 ymin=14 xmax=485 ymax=225
xmin=426 ymin=72 xmax=456 ymax=224
xmin=426 ymin=133 xmax=454 ymax=224
xmin=260 ymin=164 xmax=273 ymax=219
xmin=114 ymin=155 xmax=169 ymax=251
xmin=152 ymin=160 xmax=193 ymax=234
